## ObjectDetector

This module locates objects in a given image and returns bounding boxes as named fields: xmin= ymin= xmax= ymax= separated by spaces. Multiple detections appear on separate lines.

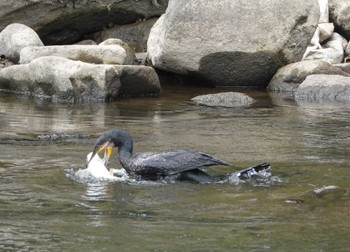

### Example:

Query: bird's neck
xmin=118 ymin=140 xmax=133 ymax=159
xmin=118 ymin=145 xmax=133 ymax=174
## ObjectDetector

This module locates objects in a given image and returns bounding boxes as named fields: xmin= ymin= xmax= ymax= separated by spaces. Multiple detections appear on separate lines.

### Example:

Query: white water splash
xmin=226 ymin=167 xmax=281 ymax=186
xmin=74 ymin=152 xmax=130 ymax=182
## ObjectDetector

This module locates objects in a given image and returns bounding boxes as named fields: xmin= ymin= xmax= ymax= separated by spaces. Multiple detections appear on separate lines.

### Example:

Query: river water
xmin=0 ymin=79 xmax=349 ymax=251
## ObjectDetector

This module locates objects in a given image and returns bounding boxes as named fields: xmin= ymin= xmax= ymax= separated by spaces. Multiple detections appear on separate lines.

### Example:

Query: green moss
xmin=293 ymin=15 xmax=308 ymax=30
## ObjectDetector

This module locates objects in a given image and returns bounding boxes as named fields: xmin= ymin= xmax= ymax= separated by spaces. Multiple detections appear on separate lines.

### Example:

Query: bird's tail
xmin=235 ymin=162 xmax=270 ymax=179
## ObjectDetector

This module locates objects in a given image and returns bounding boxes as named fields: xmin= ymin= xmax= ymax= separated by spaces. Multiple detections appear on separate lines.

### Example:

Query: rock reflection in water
xmin=0 ymin=87 xmax=350 ymax=251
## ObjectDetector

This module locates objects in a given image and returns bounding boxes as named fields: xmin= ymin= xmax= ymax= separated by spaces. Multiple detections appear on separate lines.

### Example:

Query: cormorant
xmin=88 ymin=129 xmax=270 ymax=182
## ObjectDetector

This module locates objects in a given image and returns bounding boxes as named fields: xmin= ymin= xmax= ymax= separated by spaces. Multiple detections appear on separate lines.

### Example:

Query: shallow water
xmin=0 ymin=80 xmax=350 ymax=251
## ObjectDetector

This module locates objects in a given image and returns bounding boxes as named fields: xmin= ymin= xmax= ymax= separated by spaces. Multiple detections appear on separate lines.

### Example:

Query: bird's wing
xmin=131 ymin=149 xmax=231 ymax=176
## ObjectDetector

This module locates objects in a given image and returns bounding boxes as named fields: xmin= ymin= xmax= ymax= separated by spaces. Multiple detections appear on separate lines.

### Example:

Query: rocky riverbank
xmin=0 ymin=0 xmax=350 ymax=104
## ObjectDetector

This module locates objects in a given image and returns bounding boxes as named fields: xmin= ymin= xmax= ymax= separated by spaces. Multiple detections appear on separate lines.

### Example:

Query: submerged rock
xmin=313 ymin=185 xmax=339 ymax=196
xmin=191 ymin=92 xmax=254 ymax=107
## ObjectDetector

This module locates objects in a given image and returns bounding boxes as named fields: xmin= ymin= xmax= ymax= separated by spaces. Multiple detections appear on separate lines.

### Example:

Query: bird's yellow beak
xmin=103 ymin=146 xmax=113 ymax=163
xmin=97 ymin=141 xmax=114 ymax=165
xmin=98 ymin=141 xmax=111 ymax=153
xmin=88 ymin=141 xmax=114 ymax=166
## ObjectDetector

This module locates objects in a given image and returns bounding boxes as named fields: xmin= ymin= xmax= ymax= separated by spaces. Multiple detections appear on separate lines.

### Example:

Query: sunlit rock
xmin=147 ymin=0 xmax=319 ymax=87
xmin=20 ymin=45 xmax=129 ymax=65
xmin=0 ymin=56 xmax=161 ymax=102
xmin=99 ymin=38 xmax=136 ymax=65
xmin=0 ymin=23 xmax=43 ymax=63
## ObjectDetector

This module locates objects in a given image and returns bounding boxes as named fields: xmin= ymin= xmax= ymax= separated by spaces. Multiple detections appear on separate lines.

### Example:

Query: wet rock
xmin=0 ymin=56 xmax=160 ymax=103
xmin=0 ymin=1 xmax=168 ymax=45
xmin=0 ymin=23 xmax=43 ymax=63
xmin=37 ymin=133 xmax=91 ymax=141
xmin=313 ymin=185 xmax=339 ymax=196
xmin=285 ymin=199 xmax=304 ymax=204
xmin=20 ymin=44 xmax=130 ymax=65
xmin=147 ymin=0 xmax=319 ymax=87
xmin=267 ymin=60 xmax=350 ymax=93
xmin=191 ymin=92 xmax=254 ymax=107
xmin=312 ymin=185 xmax=345 ymax=199
xmin=117 ymin=65 xmax=161 ymax=97
xmin=295 ymin=74 xmax=350 ymax=103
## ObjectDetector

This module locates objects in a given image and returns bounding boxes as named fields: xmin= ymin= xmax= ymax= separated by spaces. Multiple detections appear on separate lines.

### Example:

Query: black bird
xmin=88 ymin=129 xmax=270 ymax=182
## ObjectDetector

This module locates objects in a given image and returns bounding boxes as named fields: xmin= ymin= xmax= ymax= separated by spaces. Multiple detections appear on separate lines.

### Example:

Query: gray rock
xmin=329 ymin=0 xmax=350 ymax=39
xmin=0 ymin=0 xmax=168 ymax=45
xmin=117 ymin=65 xmax=161 ymax=97
xmin=0 ymin=56 xmax=160 ymax=102
xmin=267 ymin=60 xmax=350 ymax=93
xmin=333 ymin=62 xmax=350 ymax=73
xmin=147 ymin=0 xmax=319 ymax=87
xmin=92 ymin=18 xmax=158 ymax=52
xmin=20 ymin=45 xmax=129 ymax=65
xmin=344 ymin=40 xmax=350 ymax=56
xmin=0 ymin=23 xmax=43 ymax=63
xmin=191 ymin=92 xmax=254 ymax=107
xmin=75 ymin=40 xmax=97 ymax=45
xmin=99 ymin=38 xmax=136 ymax=65
xmin=303 ymin=32 xmax=346 ymax=64
xmin=295 ymin=74 xmax=350 ymax=103
xmin=0 ymin=57 xmax=14 ymax=69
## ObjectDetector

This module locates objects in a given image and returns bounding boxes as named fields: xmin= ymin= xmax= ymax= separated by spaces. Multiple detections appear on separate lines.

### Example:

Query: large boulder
xmin=0 ymin=23 xmax=43 ymax=63
xmin=267 ymin=60 xmax=350 ymax=93
xmin=0 ymin=56 xmax=160 ymax=102
xmin=329 ymin=0 xmax=350 ymax=39
xmin=147 ymin=0 xmax=320 ymax=87
xmin=20 ymin=45 xmax=130 ymax=65
xmin=295 ymin=74 xmax=350 ymax=103
xmin=0 ymin=0 xmax=168 ymax=45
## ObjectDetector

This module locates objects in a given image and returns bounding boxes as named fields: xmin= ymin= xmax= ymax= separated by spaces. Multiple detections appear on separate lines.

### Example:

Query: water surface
xmin=0 ymin=82 xmax=349 ymax=251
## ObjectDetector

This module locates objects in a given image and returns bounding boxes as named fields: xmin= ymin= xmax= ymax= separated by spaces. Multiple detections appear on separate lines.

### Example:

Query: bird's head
xmin=87 ymin=134 xmax=114 ymax=166
xmin=87 ymin=129 xmax=133 ymax=167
